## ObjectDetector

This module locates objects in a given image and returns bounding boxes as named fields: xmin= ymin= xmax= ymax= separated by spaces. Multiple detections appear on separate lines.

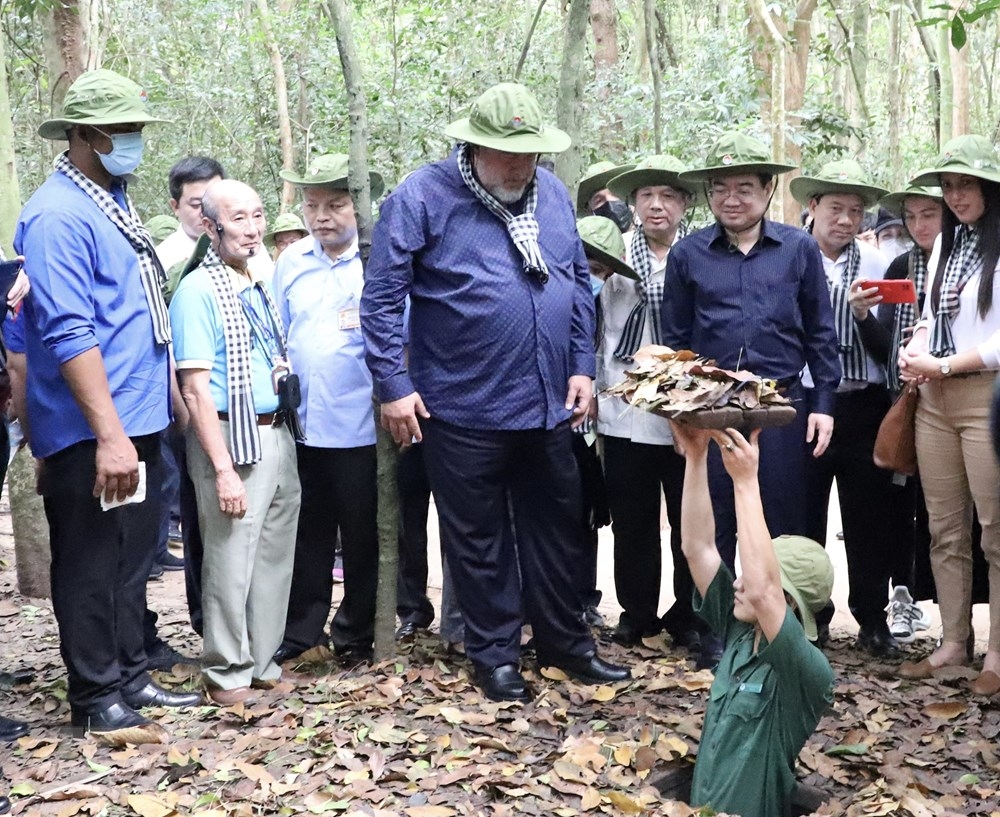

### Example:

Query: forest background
xmin=0 ymin=0 xmax=997 ymax=250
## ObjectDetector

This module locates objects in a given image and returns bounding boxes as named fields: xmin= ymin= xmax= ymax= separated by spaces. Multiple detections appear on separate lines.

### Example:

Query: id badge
xmin=338 ymin=307 xmax=361 ymax=330
xmin=271 ymin=363 xmax=289 ymax=395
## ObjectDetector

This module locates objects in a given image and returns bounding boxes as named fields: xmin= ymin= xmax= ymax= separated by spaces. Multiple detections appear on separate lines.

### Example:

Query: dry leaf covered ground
xmin=2 ymin=512 xmax=999 ymax=816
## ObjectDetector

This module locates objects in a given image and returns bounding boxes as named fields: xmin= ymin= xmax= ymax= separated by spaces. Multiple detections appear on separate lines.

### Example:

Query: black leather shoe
xmin=0 ymin=668 xmax=35 ymax=688
xmin=474 ymin=663 xmax=531 ymax=702
xmin=273 ymin=644 xmax=303 ymax=665
xmin=335 ymin=646 xmax=374 ymax=667
xmin=857 ymin=625 xmax=899 ymax=658
xmin=395 ymin=621 xmax=421 ymax=641
xmin=148 ymin=561 xmax=164 ymax=581
xmin=695 ymin=635 xmax=724 ymax=671
xmin=0 ymin=714 xmax=28 ymax=741
xmin=0 ymin=793 xmax=10 ymax=815
xmin=124 ymin=682 xmax=202 ymax=709
xmin=549 ymin=651 xmax=631 ymax=684
xmin=70 ymin=701 xmax=151 ymax=733
xmin=146 ymin=641 xmax=195 ymax=671
xmin=665 ymin=627 xmax=702 ymax=651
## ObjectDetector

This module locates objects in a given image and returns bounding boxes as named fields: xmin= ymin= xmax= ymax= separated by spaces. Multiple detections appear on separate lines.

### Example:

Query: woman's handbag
xmin=873 ymin=382 xmax=918 ymax=476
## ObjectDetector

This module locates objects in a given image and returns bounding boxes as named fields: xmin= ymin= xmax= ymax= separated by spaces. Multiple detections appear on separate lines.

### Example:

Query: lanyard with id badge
xmin=238 ymin=286 xmax=305 ymax=441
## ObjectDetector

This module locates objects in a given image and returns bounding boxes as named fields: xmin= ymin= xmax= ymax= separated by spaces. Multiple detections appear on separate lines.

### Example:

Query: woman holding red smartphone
xmin=897 ymin=135 xmax=1000 ymax=694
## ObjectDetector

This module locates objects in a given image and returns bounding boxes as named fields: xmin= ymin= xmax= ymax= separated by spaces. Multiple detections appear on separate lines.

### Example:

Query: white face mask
xmin=878 ymin=236 xmax=912 ymax=260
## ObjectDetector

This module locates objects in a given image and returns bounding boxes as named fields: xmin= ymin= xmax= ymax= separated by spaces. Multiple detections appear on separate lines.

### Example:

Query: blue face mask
xmin=94 ymin=130 xmax=144 ymax=176
xmin=590 ymin=274 xmax=606 ymax=298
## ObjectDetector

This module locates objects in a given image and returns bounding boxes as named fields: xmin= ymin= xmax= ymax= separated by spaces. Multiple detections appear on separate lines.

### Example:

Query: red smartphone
xmin=857 ymin=279 xmax=917 ymax=305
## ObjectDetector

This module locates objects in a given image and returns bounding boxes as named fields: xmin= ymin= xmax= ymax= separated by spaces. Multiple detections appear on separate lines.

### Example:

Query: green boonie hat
xmin=679 ymin=131 xmax=796 ymax=183
xmin=38 ymin=68 xmax=170 ymax=140
xmin=144 ymin=214 xmax=179 ymax=243
xmin=771 ymin=535 xmax=834 ymax=643
xmin=790 ymin=159 xmax=889 ymax=208
xmin=880 ymin=182 xmax=943 ymax=217
xmin=576 ymin=160 xmax=635 ymax=215
xmin=279 ymin=153 xmax=385 ymax=198
xmin=909 ymin=134 xmax=1000 ymax=187
xmin=264 ymin=212 xmax=308 ymax=248
xmin=577 ymin=216 xmax=637 ymax=280
xmin=444 ymin=83 xmax=571 ymax=155
xmin=608 ymin=154 xmax=700 ymax=203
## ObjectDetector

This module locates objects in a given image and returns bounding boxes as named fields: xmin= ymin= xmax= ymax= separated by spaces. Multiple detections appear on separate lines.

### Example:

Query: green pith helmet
xmin=577 ymin=216 xmax=637 ymax=280
xmin=264 ymin=212 xmax=308 ymax=249
xmin=771 ymin=535 xmax=834 ymax=642
xmin=790 ymin=159 xmax=890 ymax=208
xmin=576 ymin=161 xmax=634 ymax=215
xmin=444 ymin=83 xmax=571 ymax=154
xmin=279 ymin=153 xmax=385 ymax=198
xmin=909 ymin=134 xmax=1000 ymax=187
xmin=39 ymin=68 xmax=170 ymax=140
xmin=608 ymin=154 xmax=699 ymax=203
xmin=880 ymin=182 xmax=944 ymax=217
xmin=679 ymin=131 xmax=797 ymax=183
xmin=144 ymin=214 xmax=180 ymax=243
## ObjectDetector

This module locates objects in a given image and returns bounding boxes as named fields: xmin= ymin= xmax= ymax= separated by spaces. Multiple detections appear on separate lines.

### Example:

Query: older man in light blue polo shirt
xmin=271 ymin=154 xmax=383 ymax=666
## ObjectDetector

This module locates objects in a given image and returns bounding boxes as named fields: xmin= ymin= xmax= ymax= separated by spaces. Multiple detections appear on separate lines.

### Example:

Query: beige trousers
xmin=916 ymin=372 xmax=1000 ymax=651
xmin=188 ymin=422 xmax=301 ymax=689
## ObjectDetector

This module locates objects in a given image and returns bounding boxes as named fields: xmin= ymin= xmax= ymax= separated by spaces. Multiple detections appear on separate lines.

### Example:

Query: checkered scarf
xmin=828 ymin=240 xmax=868 ymax=382
xmin=930 ymin=225 xmax=983 ymax=357
xmin=55 ymin=153 xmax=171 ymax=345
xmin=457 ymin=143 xmax=549 ymax=283
xmin=888 ymin=249 xmax=928 ymax=391
xmin=199 ymin=246 xmax=288 ymax=465
xmin=613 ymin=224 xmax=687 ymax=361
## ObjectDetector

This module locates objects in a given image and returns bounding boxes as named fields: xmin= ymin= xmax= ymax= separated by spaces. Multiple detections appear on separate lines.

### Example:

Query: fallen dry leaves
xmin=3 ymin=553 xmax=1000 ymax=815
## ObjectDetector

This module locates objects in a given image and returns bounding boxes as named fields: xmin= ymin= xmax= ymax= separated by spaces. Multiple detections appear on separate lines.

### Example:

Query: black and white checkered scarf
xmin=829 ymin=240 xmax=868 ymax=382
xmin=457 ymin=143 xmax=549 ymax=283
xmin=930 ymin=225 xmax=983 ymax=357
xmin=614 ymin=223 xmax=687 ymax=361
xmin=55 ymin=153 xmax=171 ymax=345
xmin=199 ymin=246 xmax=287 ymax=465
xmin=888 ymin=249 xmax=928 ymax=391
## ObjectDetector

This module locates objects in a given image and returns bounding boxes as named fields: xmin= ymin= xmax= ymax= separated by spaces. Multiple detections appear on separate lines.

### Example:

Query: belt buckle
xmin=271 ymin=411 xmax=284 ymax=428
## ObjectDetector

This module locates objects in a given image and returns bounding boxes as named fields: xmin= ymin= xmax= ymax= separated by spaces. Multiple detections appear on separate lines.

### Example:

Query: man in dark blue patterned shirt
xmin=361 ymin=83 xmax=629 ymax=702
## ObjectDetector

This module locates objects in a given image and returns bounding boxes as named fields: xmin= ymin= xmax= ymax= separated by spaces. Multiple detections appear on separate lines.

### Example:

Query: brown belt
xmin=217 ymin=411 xmax=283 ymax=427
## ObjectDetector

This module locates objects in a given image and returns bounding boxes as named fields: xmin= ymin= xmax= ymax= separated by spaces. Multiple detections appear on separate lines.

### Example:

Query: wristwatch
xmin=939 ymin=358 xmax=952 ymax=377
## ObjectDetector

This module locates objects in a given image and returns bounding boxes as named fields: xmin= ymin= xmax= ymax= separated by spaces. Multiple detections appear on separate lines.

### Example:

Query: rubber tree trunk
xmin=9 ymin=445 xmax=51 ymax=599
xmin=554 ymin=0 xmax=590 ymax=188
xmin=325 ymin=0 xmax=399 ymax=662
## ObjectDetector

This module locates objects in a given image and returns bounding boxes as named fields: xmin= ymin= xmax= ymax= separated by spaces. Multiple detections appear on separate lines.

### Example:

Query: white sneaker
xmin=886 ymin=586 xmax=932 ymax=643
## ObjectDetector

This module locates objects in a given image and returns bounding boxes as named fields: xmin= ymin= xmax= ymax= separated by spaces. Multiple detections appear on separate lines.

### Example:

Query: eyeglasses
xmin=707 ymin=185 xmax=761 ymax=203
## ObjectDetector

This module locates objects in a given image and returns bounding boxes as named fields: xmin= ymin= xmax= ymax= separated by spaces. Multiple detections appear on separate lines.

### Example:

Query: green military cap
xmin=771 ymin=535 xmax=834 ymax=642
xmin=680 ymin=131 xmax=796 ymax=183
xmin=608 ymin=154 xmax=700 ymax=202
xmin=576 ymin=161 xmax=634 ymax=215
xmin=880 ymin=182 xmax=943 ymax=217
xmin=577 ymin=216 xmax=637 ymax=280
xmin=444 ymin=83 xmax=571 ymax=155
xmin=39 ymin=68 xmax=170 ymax=140
xmin=280 ymin=153 xmax=385 ymax=198
xmin=909 ymin=134 xmax=1000 ymax=187
xmin=790 ymin=159 xmax=889 ymax=207
xmin=144 ymin=214 xmax=179 ymax=243
xmin=264 ymin=212 xmax=308 ymax=249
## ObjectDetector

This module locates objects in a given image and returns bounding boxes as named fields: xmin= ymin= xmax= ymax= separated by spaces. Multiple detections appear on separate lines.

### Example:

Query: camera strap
xmin=238 ymin=285 xmax=288 ymax=365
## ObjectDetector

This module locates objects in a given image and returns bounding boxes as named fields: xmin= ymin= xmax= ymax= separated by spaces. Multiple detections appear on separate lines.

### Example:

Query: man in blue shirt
xmin=171 ymin=180 xmax=301 ymax=705
xmin=361 ymin=83 xmax=628 ymax=702
xmin=661 ymin=133 xmax=841 ymax=662
xmin=17 ymin=69 xmax=200 ymax=742
xmin=271 ymin=154 xmax=384 ymax=665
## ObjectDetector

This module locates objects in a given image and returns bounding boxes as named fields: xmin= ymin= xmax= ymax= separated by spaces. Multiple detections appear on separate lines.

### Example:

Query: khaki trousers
xmin=916 ymin=373 xmax=1000 ymax=650
xmin=188 ymin=422 xmax=301 ymax=689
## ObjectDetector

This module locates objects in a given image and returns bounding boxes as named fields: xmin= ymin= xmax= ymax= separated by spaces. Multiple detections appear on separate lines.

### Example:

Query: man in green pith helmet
xmin=264 ymin=212 xmax=307 ymax=260
xmin=576 ymin=160 xmax=634 ymax=230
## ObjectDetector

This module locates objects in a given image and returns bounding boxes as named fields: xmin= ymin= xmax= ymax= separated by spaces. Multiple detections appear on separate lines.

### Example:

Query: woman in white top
xmin=897 ymin=135 xmax=1000 ymax=695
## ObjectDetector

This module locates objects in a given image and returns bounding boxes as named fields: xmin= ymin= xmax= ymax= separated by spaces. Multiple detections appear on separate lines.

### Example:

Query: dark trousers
xmin=805 ymin=385 xmax=899 ymax=628
xmin=603 ymin=436 xmax=699 ymax=634
xmin=282 ymin=444 xmax=378 ymax=653
xmin=40 ymin=434 xmax=162 ymax=712
xmin=171 ymin=426 xmax=204 ymax=635
xmin=572 ymin=433 xmax=608 ymax=609
xmin=396 ymin=444 xmax=435 ymax=627
xmin=709 ymin=382 xmax=811 ymax=567
xmin=156 ymin=430 xmax=181 ymax=561
xmin=420 ymin=418 xmax=594 ymax=669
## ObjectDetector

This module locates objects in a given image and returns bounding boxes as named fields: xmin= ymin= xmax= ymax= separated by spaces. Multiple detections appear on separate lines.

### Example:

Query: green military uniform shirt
xmin=690 ymin=564 xmax=834 ymax=817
